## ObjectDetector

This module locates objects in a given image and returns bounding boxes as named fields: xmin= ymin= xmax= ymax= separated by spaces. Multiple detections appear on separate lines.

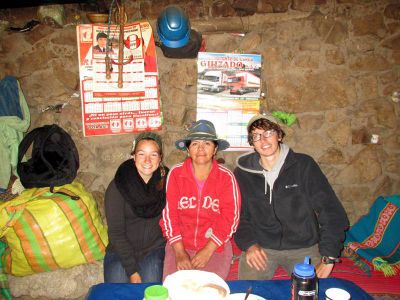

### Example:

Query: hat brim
xmin=247 ymin=114 xmax=279 ymax=130
xmin=175 ymin=136 xmax=230 ymax=151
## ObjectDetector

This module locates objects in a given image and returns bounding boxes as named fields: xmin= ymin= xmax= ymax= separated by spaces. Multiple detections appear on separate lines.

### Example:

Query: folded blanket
xmin=344 ymin=195 xmax=400 ymax=276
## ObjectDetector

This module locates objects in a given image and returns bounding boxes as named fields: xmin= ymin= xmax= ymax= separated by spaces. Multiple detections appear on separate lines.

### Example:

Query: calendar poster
xmin=76 ymin=21 xmax=162 ymax=137
xmin=197 ymin=52 xmax=262 ymax=150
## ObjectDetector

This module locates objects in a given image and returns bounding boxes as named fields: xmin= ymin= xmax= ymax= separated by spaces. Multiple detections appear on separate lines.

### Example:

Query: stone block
xmin=313 ymin=16 xmax=348 ymax=45
xmin=299 ymin=38 xmax=321 ymax=51
xmin=53 ymin=61 xmax=79 ymax=90
xmin=381 ymin=34 xmax=400 ymax=50
xmin=352 ymin=127 xmax=368 ymax=145
xmin=387 ymin=22 xmax=400 ymax=34
xmin=349 ymin=53 xmax=390 ymax=71
xmin=327 ymin=121 xmax=351 ymax=147
xmin=292 ymin=0 xmax=327 ymax=12
xmin=25 ymin=24 xmax=55 ymax=45
xmin=325 ymin=48 xmax=345 ymax=65
xmin=212 ymin=1 xmax=236 ymax=17
xmin=384 ymin=3 xmax=400 ymax=20
xmin=347 ymin=35 xmax=379 ymax=52
xmin=352 ymin=12 xmax=386 ymax=37
xmin=297 ymin=114 xmax=324 ymax=131
xmin=336 ymin=147 xmax=382 ymax=184
xmin=300 ymin=70 xmax=357 ymax=112
xmin=9 ymin=261 xmax=103 ymax=300
xmin=293 ymin=53 xmax=319 ymax=68
xmin=257 ymin=0 xmax=273 ymax=13
xmin=266 ymin=0 xmax=290 ymax=13
xmin=355 ymin=75 xmax=378 ymax=100
xmin=238 ymin=32 xmax=262 ymax=52
xmin=318 ymin=147 xmax=345 ymax=164
xmin=232 ymin=0 xmax=258 ymax=16
xmin=386 ymin=153 xmax=400 ymax=174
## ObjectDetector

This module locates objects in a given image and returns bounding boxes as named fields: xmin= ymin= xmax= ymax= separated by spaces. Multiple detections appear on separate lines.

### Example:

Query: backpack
xmin=17 ymin=124 xmax=79 ymax=190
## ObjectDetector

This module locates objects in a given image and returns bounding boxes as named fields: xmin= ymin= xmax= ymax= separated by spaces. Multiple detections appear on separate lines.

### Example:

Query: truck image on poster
xmin=198 ymin=70 xmax=229 ymax=93
xmin=227 ymin=71 xmax=260 ymax=95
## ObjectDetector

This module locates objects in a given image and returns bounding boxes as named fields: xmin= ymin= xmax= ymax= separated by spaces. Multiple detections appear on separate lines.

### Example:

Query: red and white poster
xmin=76 ymin=21 xmax=162 ymax=136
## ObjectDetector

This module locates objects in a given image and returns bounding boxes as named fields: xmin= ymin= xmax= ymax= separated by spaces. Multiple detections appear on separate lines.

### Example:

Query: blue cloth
xmin=0 ymin=76 xmax=30 ymax=191
xmin=104 ymin=247 xmax=165 ymax=283
xmin=0 ymin=76 xmax=22 ymax=118
xmin=86 ymin=278 xmax=372 ymax=300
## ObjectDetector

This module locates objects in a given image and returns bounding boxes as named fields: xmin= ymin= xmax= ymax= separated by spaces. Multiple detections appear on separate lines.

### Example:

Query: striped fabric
xmin=0 ymin=181 xmax=108 ymax=276
xmin=344 ymin=195 xmax=400 ymax=277
xmin=0 ymin=241 xmax=11 ymax=300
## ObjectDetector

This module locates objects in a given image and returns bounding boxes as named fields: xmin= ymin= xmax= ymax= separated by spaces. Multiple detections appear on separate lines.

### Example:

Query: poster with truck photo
xmin=196 ymin=52 xmax=262 ymax=150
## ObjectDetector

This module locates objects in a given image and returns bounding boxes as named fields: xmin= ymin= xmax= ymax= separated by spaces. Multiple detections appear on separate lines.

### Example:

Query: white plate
xmin=163 ymin=270 xmax=230 ymax=300
xmin=227 ymin=293 xmax=266 ymax=300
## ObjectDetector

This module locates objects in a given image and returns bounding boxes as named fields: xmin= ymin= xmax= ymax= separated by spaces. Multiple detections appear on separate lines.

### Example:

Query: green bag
xmin=0 ymin=181 xmax=108 ymax=276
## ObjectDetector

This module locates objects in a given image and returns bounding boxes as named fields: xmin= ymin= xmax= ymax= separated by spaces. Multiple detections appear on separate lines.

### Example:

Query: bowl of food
xmin=163 ymin=270 xmax=229 ymax=300
xmin=86 ymin=13 xmax=109 ymax=24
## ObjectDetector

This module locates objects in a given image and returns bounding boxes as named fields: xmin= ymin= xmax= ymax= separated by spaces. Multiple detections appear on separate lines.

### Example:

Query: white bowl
xmin=163 ymin=270 xmax=229 ymax=300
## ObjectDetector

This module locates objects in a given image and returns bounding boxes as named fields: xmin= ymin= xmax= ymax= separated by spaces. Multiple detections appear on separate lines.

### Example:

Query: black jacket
xmin=105 ymin=180 xmax=166 ymax=276
xmin=233 ymin=148 xmax=349 ymax=258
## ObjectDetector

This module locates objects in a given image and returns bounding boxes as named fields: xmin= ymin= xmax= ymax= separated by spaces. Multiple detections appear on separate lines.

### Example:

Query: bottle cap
xmin=144 ymin=285 xmax=169 ymax=300
xmin=293 ymin=256 xmax=315 ymax=278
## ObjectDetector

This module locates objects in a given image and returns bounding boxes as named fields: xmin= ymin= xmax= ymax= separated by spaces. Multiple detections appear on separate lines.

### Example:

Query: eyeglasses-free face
xmin=133 ymin=140 xmax=161 ymax=183
xmin=188 ymin=140 xmax=217 ymax=166
xmin=251 ymin=130 xmax=276 ymax=142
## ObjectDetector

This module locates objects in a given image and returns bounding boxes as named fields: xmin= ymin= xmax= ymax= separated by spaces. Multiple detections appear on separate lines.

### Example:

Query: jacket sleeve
xmin=160 ymin=167 xmax=182 ymax=245
xmin=210 ymin=167 xmax=241 ymax=247
xmin=105 ymin=180 xmax=138 ymax=277
xmin=305 ymin=157 xmax=349 ymax=257
xmin=233 ymin=168 xmax=257 ymax=251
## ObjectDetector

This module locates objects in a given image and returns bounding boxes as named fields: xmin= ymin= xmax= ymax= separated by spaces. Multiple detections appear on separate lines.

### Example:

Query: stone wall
xmin=1 ymin=0 xmax=399 ymax=299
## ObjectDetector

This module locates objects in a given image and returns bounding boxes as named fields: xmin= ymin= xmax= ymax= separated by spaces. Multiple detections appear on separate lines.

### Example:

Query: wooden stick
xmin=117 ymin=3 xmax=125 ymax=88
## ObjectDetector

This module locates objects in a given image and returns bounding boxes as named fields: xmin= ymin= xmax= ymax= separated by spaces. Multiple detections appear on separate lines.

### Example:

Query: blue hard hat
xmin=157 ymin=5 xmax=191 ymax=48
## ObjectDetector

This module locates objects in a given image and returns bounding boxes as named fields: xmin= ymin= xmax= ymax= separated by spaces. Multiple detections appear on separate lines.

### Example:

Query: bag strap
xmin=38 ymin=125 xmax=60 ymax=191
xmin=17 ymin=126 xmax=45 ymax=166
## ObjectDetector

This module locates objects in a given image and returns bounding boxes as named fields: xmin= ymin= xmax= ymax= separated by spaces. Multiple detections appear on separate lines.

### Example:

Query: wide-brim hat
xmin=175 ymin=120 xmax=230 ymax=151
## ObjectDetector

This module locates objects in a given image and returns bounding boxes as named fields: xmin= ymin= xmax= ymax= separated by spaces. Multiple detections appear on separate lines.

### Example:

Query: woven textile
xmin=344 ymin=195 xmax=400 ymax=276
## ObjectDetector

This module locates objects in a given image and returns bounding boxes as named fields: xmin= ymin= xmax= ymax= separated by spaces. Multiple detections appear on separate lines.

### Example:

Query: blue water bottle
xmin=291 ymin=256 xmax=318 ymax=300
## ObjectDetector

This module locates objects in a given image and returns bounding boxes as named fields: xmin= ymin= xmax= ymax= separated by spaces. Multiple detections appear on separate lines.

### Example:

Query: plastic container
xmin=291 ymin=256 xmax=318 ymax=300
xmin=144 ymin=285 xmax=169 ymax=300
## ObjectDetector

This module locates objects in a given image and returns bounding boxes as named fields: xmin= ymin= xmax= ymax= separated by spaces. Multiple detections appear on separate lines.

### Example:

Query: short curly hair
xmin=247 ymin=118 xmax=286 ymax=146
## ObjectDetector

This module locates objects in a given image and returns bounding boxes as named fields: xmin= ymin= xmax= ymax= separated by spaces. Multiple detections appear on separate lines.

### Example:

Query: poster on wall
xmin=76 ymin=21 xmax=162 ymax=137
xmin=197 ymin=52 xmax=262 ymax=151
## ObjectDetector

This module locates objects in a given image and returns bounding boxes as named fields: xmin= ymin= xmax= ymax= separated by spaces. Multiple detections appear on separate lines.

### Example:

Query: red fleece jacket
xmin=160 ymin=158 xmax=241 ymax=252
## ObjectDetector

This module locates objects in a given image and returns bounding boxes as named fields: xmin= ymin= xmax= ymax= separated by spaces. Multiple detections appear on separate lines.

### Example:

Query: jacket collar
xmin=236 ymin=144 xmax=295 ymax=174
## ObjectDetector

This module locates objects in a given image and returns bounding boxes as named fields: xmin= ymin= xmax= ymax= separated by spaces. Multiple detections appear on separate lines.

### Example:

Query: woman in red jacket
xmin=160 ymin=120 xmax=241 ymax=280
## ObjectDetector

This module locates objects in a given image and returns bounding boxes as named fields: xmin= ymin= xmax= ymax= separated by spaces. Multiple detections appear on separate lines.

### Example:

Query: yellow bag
xmin=0 ymin=181 xmax=108 ymax=276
